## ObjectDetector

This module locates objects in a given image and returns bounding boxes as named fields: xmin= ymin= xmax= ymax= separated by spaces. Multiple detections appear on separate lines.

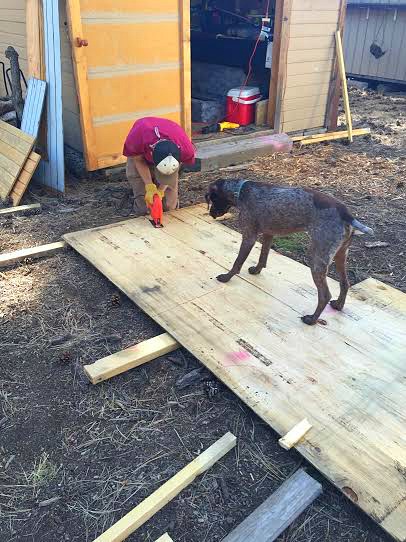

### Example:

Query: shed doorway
xmin=190 ymin=1 xmax=276 ymax=141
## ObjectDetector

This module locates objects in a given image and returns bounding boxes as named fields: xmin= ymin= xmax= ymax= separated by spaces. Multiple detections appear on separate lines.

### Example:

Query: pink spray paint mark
xmin=321 ymin=303 xmax=336 ymax=315
xmin=223 ymin=350 xmax=251 ymax=367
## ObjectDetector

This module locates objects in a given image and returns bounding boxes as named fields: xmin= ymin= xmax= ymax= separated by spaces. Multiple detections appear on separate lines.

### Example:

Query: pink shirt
xmin=123 ymin=117 xmax=196 ymax=165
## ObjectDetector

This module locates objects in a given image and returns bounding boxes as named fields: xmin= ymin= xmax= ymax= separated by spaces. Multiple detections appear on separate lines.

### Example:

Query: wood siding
xmin=281 ymin=0 xmax=341 ymax=133
xmin=0 ymin=0 xmax=27 ymax=96
xmin=59 ymin=0 xmax=83 ymax=152
xmin=344 ymin=6 xmax=406 ymax=83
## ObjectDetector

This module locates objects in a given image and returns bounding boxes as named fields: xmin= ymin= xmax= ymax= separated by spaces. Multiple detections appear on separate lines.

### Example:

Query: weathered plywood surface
xmin=0 ymin=120 xmax=35 ymax=200
xmin=64 ymin=205 xmax=406 ymax=542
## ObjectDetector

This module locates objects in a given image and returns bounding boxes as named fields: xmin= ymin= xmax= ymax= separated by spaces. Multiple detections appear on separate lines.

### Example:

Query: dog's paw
xmin=248 ymin=266 xmax=262 ymax=275
xmin=301 ymin=315 xmax=317 ymax=326
xmin=330 ymin=300 xmax=344 ymax=311
xmin=217 ymin=273 xmax=232 ymax=283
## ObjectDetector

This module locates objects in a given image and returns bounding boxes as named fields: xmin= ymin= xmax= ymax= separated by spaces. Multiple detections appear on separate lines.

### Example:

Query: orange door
xmin=67 ymin=0 xmax=191 ymax=171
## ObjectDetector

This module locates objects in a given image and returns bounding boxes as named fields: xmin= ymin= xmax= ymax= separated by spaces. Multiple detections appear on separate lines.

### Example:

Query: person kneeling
xmin=123 ymin=117 xmax=196 ymax=216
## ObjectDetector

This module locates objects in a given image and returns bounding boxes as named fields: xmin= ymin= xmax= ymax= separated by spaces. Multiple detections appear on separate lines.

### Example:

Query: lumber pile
xmin=0 ymin=77 xmax=46 ymax=207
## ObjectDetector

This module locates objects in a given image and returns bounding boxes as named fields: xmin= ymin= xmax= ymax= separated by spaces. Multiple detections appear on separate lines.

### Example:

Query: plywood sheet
xmin=64 ymin=206 xmax=406 ymax=542
xmin=0 ymin=120 xmax=35 ymax=200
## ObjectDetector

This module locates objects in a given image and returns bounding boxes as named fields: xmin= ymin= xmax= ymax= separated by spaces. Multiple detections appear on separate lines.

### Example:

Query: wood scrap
xmin=0 ymin=241 xmax=66 ymax=269
xmin=0 ymin=203 xmax=41 ymax=216
xmin=291 ymin=127 xmax=370 ymax=144
xmin=155 ymin=535 xmax=174 ymax=542
xmin=335 ymin=30 xmax=353 ymax=142
xmin=255 ymin=99 xmax=269 ymax=126
xmin=9 ymin=151 xmax=41 ymax=206
xmin=93 ymin=432 xmax=237 ymax=542
xmin=84 ymin=333 xmax=179 ymax=384
xmin=222 ymin=469 xmax=322 ymax=542
xmin=21 ymin=78 xmax=47 ymax=139
xmin=279 ymin=419 xmax=312 ymax=450
xmin=365 ymin=241 xmax=390 ymax=249
xmin=0 ymin=121 xmax=36 ymax=200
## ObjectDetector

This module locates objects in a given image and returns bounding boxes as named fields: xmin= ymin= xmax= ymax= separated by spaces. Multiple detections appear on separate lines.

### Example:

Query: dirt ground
xmin=1 ymin=88 xmax=405 ymax=542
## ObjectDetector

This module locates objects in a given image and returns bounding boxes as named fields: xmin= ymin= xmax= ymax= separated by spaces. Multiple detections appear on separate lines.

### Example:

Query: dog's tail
xmin=351 ymin=218 xmax=374 ymax=235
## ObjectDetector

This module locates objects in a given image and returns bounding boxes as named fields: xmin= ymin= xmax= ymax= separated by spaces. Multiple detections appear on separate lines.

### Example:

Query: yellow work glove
xmin=157 ymin=187 xmax=166 ymax=200
xmin=144 ymin=183 xmax=159 ymax=206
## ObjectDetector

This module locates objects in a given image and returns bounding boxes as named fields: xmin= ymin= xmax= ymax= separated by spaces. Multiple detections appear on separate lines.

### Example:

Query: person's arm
xmin=130 ymin=155 xmax=153 ymax=185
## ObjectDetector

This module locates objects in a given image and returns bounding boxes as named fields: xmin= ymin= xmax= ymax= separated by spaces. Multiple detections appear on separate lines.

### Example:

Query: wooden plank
xmin=37 ymin=0 xmax=64 ymax=192
xmin=66 ymin=0 xmax=102 ymax=170
xmin=26 ymin=0 xmax=47 ymax=156
xmin=291 ymin=127 xmax=370 ymax=142
xmin=9 ymin=151 xmax=41 ymax=206
xmin=283 ymin=116 xmax=326 ymax=133
xmin=94 ymin=433 xmax=237 ymax=542
xmin=26 ymin=0 xmax=45 ymax=79
xmin=0 ymin=241 xmax=66 ymax=268
xmin=289 ymin=35 xmax=335 ymax=52
xmin=300 ymin=127 xmax=370 ymax=145
xmin=291 ymin=10 xmax=339 ymax=25
xmin=273 ymin=0 xmax=293 ymax=132
xmin=326 ymin=0 xmax=347 ymax=130
xmin=255 ymin=99 xmax=269 ymax=126
xmin=0 ymin=203 xmax=41 ymax=216
xmin=268 ymin=0 xmax=283 ymax=126
xmin=63 ymin=207 xmax=406 ymax=542
xmin=286 ymin=72 xmax=333 ymax=88
xmin=287 ymin=47 xmax=335 ymax=64
xmin=84 ymin=333 xmax=180 ymax=384
xmin=282 ymin=94 xmax=329 ymax=113
xmin=293 ymin=0 xmax=340 ymax=9
xmin=289 ymin=22 xmax=338 ymax=38
xmin=279 ymin=419 xmax=313 ymax=450
xmin=223 ymin=469 xmax=322 ymax=542
xmin=21 ymin=78 xmax=47 ymax=138
xmin=335 ymin=30 xmax=353 ymax=142
xmin=287 ymin=59 xmax=334 ymax=77
xmin=284 ymin=83 xmax=331 ymax=100
xmin=282 ymin=105 xmax=328 ymax=124
xmin=0 ymin=121 xmax=35 ymax=200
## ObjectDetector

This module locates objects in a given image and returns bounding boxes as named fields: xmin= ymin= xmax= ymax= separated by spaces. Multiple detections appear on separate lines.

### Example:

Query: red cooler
xmin=226 ymin=86 xmax=261 ymax=125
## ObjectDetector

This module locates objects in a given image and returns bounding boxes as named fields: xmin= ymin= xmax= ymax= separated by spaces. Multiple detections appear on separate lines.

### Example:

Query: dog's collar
xmin=232 ymin=180 xmax=248 ymax=203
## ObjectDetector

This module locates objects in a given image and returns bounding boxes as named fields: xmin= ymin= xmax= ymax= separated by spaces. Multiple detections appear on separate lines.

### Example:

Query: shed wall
xmin=344 ymin=6 xmax=406 ymax=83
xmin=0 ymin=0 xmax=27 ymax=97
xmin=281 ymin=0 xmax=341 ymax=133
xmin=59 ymin=0 xmax=83 ymax=152
xmin=348 ymin=0 xmax=406 ymax=6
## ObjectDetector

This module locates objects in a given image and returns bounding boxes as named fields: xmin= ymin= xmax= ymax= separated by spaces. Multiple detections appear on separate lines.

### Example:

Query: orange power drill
xmin=148 ymin=193 xmax=163 ymax=228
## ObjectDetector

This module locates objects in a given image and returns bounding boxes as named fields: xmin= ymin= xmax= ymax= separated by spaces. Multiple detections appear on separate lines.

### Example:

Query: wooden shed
xmin=344 ymin=0 xmax=406 ymax=84
xmin=2 ymin=1 xmax=347 ymax=183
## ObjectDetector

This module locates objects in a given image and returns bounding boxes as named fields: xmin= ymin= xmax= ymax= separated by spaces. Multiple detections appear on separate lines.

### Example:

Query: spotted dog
xmin=205 ymin=179 xmax=373 ymax=325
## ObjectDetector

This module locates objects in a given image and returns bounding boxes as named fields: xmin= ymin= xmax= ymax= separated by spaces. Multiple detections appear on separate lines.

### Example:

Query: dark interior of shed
xmin=190 ymin=0 xmax=276 ymax=136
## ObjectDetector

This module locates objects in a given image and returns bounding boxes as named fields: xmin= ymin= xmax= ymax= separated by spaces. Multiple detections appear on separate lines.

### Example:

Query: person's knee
xmin=165 ymin=200 xmax=178 ymax=211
